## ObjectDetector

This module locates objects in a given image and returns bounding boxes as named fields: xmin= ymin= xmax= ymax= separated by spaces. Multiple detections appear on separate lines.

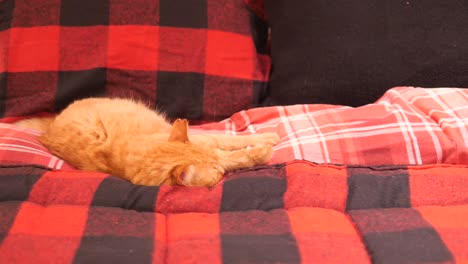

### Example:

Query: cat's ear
xmin=168 ymin=118 xmax=189 ymax=143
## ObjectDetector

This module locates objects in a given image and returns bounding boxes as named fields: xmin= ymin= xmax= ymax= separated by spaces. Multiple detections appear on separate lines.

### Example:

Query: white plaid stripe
xmin=303 ymin=105 xmax=330 ymax=163
xmin=240 ymin=110 xmax=256 ymax=134
xmin=278 ymin=106 xmax=303 ymax=160
xmin=395 ymin=103 xmax=421 ymax=164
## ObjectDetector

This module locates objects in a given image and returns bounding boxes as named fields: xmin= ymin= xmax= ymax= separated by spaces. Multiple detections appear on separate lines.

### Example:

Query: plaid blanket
xmin=192 ymin=87 xmax=468 ymax=165
xmin=1 ymin=87 xmax=468 ymax=263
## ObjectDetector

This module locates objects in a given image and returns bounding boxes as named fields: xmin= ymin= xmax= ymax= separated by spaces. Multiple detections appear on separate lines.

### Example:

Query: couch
xmin=1 ymin=0 xmax=467 ymax=263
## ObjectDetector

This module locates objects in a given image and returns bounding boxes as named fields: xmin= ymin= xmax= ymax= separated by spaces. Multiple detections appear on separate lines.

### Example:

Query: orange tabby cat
xmin=15 ymin=98 xmax=280 ymax=187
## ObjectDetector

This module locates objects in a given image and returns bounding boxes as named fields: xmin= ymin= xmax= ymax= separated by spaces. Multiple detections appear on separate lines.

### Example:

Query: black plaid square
xmin=0 ymin=0 xmax=14 ymax=31
xmin=73 ymin=207 xmax=156 ymax=263
xmin=0 ymin=202 xmax=22 ymax=245
xmin=207 ymin=0 xmax=250 ymax=35
xmin=0 ymin=166 xmax=45 ymax=202
xmin=349 ymin=208 xmax=454 ymax=264
xmin=59 ymin=26 xmax=108 ymax=70
xmin=91 ymin=177 xmax=159 ymax=212
xmin=365 ymin=229 xmax=454 ymax=264
xmin=56 ymin=69 xmax=107 ymax=111
xmin=253 ymin=80 xmax=268 ymax=106
xmin=74 ymin=236 xmax=154 ymax=263
xmin=6 ymin=72 xmax=57 ymax=115
xmin=106 ymin=69 xmax=157 ymax=107
xmin=221 ymin=234 xmax=301 ymax=263
xmin=346 ymin=167 xmax=411 ymax=210
xmin=203 ymin=75 xmax=254 ymax=119
xmin=220 ymin=209 xmax=300 ymax=263
xmin=221 ymin=176 xmax=286 ymax=212
xmin=159 ymin=0 xmax=207 ymax=28
xmin=156 ymin=71 xmax=204 ymax=120
xmin=60 ymin=0 xmax=110 ymax=26
xmin=0 ymin=73 xmax=6 ymax=116
xmin=109 ymin=0 xmax=159 ymax=25
xmin=12 ymin=0 xmax=61 ymax=27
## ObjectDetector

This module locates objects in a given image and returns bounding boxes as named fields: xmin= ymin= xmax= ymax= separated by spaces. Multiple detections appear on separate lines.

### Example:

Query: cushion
xmin=262 ymin=0 xmax=468 ymax=107
xmin=0 ymin=162 xmax=467 ymax=262
xmin=0 ymin=0 xmax=270 ymax=121
xmin=0 ymin=123 xmax=73 ymax=170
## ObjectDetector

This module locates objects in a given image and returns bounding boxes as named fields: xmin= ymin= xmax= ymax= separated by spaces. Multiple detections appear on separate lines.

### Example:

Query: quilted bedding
xmin=1 ymin=87 xmax=468 ymax=263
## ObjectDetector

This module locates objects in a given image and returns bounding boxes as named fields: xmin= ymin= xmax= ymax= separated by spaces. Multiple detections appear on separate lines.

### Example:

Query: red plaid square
xmin=0 ymin=203 xmax=87 ymax=263
xmin=0 ymin=234 xmax=82 ymax=263
xmin=418 ymin=205 xmax=468 ymax=263
xmin=288 ymin=207 xmax=371 ymax=263
xmin=152 ymin=213 xmax=167 ymax=263
xmin=8 ymin=27 xmax=60 ymax=72
xmin=0 ymin=31 xmax=8 ymax=72
xmin=168 ymin=213 xmax=220 ymax=241
xmin=167 ymin=213 xmax=222 ymax=263
xmin=220 ymin=210 xmax=291 ymax=235
xmin=9 ymin=203 xmax=88 ymax=237
xmin=28 ymin=171 xmax=105 ymax=207
xmin=206 ymin=31 xmax=256 ymax=80
xmin=156 ymin=185 xmax=223 ymax=214
xmin=409 ymin=165 xmax=468 ymax=207
xmin=107 ymin=26 xmax=159 ymax=70
xmin=284 ymin=162 xmax=348 ymax=212
xmin=158 ymin=27 xmax=206 ymax=73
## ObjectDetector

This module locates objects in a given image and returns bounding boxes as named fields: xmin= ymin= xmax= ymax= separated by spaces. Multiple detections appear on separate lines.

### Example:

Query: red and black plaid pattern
xmin=1 ymin=161 xmax=468 ymax=263
xmin=0 ymin=0 xmax=270 ymax=121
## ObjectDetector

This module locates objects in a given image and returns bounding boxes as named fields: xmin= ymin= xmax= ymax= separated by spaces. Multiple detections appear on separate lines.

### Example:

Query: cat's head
xmin=158 ymin=119 xmax=224 ymax=187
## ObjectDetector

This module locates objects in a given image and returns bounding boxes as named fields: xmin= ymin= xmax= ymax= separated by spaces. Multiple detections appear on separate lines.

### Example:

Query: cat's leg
xmin=191 ymin=133 xmax=280 ymax=151
xmin=215 ymin=144 xmax=273 ymax=171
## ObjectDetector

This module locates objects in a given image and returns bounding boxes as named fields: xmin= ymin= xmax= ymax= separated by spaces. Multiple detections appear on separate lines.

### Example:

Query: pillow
xmin=0 ymin=123 xmax=74 ymax=170
xmin=0 ymin=0 xmax=270 ymax=121
xmin=262 ymin=0 xmax=468 ymax=107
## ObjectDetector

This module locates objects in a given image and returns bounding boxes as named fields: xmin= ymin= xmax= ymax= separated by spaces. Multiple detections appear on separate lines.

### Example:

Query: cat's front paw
xmin=248 ymin=144 xmax=274 ymax=165
xmin=259 ymin=133 xmax=281 ymax=146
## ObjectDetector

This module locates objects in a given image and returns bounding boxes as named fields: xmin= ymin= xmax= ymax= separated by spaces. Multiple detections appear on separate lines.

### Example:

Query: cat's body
xmin=15 ymin=98 xmax=280 ymax=187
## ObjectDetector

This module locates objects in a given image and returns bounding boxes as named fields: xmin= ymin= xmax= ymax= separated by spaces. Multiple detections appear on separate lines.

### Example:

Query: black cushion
xmin=263 ymin=0 xmax=468 ymax=107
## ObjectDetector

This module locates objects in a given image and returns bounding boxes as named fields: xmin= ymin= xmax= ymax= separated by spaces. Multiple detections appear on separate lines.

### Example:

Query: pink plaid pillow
xmin=0 ymin=123 xmax=74 ymax=170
